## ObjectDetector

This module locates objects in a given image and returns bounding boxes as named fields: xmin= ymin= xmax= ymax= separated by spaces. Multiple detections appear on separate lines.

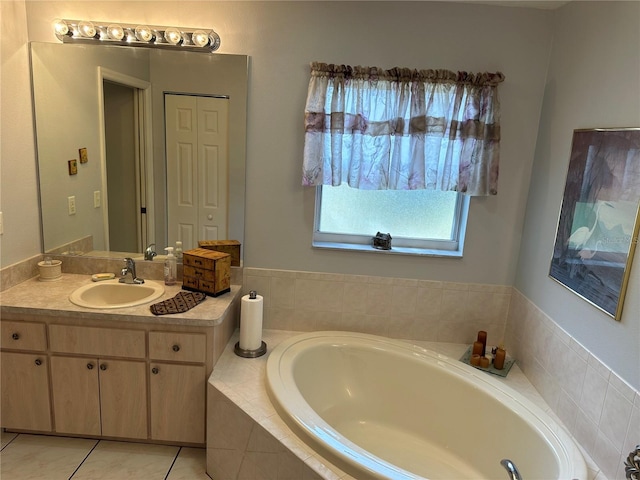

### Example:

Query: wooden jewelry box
xmin=182 ymin=248 xmax=231 ymax=297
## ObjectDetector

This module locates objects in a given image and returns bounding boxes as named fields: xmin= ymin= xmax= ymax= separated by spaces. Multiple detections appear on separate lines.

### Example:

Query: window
xmin=303 ymin=63 xmax=503 ymax=257
xmin=314 ymin=185 xmax=469 ymax=256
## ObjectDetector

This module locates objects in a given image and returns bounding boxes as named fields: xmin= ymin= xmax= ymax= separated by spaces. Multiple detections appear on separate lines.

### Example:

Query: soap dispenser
xmin=175 ymin=241 xmax=183 ymax=261
xmin=164 ymin=247 xmax=177 ymax=286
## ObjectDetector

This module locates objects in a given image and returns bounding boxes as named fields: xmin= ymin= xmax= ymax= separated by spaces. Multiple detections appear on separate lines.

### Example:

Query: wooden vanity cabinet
xmin=1 ymin=352 xmax=52 ymax=431
xmin=0 ymin=298 xmax=238 ymax=445
xmin=49 ymin=325 xmax=148 ymax=439
xmin=149 ymin=331 xmax=206 ymax=444
xmin=50 ymin=356 xmax=147 ymax=439
xmin=0 ymin=321 xmax=52 ymax=432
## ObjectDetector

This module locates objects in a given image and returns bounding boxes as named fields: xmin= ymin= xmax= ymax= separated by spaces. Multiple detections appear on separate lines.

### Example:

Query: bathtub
xmin=266 ymin=331 xmax=587 ymax=480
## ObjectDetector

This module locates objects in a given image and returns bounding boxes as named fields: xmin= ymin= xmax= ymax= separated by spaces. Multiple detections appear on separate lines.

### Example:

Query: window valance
xmin=302 ymin=62 xmax=505 ymax=195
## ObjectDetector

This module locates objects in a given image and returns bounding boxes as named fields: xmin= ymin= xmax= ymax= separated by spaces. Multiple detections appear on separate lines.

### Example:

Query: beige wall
xmin=515 ymin=0 xmax=640 ymax=390
xmin=0 ymin=0 xmax=41 ymax=267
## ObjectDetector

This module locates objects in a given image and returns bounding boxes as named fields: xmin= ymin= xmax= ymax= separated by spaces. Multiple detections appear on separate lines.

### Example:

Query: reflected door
xmin=165 ymin=94 xmax=229 ymax=250
xmin=104 ymin=81 xmax=138 ymax=252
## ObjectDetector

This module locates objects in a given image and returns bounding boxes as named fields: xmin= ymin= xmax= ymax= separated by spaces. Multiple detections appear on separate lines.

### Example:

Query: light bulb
xmin=135 ymin=25 xmax=154 ymax=42
xmin=191 ymin=30 xmax=210 ymax=48
xmin=53 ymin=19 xmax=70 ymax=37
xmin=78 ymin=21 xmax=97 ymax=38
xmin=107 ymin=24 xmax=125 ymax=41
xmin=164 ymin=27 xmax=182 ymax=45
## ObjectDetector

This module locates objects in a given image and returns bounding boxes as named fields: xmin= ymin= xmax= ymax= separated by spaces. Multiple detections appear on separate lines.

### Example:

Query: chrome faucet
xmin=500 ymin=459 xmax=523 ymax=480
xmin=144 ymin=243 xmax=157 ymax=261
xmin=119 ymin=257 xmax=144 ymax=284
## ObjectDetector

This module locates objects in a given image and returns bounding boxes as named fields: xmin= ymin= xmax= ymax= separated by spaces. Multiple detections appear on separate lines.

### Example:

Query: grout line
xmin=164 ymin=446 xmax=182 ymax=480
xmin=68 ymin=438 xmax=100 ymax=479
xmin=0 ymin=431 xmax=20 ymax=451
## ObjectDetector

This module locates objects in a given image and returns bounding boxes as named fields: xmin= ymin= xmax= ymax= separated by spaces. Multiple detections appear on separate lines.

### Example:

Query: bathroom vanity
xmin=0 ymin=274 xmax=240 ymax=446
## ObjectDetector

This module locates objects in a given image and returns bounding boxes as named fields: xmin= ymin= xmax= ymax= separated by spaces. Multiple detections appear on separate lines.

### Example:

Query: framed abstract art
xmin=550 ymin=128 xmax=640 ymax=320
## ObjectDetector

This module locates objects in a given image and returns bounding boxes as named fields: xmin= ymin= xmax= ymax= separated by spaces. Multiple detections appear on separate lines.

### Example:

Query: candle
xmin=470 ymin=354 xmax=481 ymax=366
xmin=480 ymin=356 xmax=490 ymax=368
xmin=472 ymin=341 xmax=484 ymax=356
xmin=477 ymin=331 xmax=487 ymax=356
xmin=494 ymin=348 xmax=506 ymax=370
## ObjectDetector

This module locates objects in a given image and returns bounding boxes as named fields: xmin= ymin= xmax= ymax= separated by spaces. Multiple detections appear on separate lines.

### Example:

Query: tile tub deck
xmin=207 ymin=329 xmax=592 ymax=480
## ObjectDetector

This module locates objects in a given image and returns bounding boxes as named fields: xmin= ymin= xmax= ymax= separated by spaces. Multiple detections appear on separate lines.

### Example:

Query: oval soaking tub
xmin=266 ymin=331 xmax=587 ymax=480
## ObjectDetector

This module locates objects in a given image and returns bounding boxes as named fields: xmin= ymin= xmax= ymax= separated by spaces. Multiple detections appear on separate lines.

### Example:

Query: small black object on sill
xmin=372 ymin=232 xmax=392 ymax=250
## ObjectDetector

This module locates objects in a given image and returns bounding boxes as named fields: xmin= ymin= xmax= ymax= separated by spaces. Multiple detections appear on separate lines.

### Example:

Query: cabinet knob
xmin=100 ymin=364 xmax=107 ymax=371
xmin=87 ymin=363 xmax=94 ymax=370
xmin=172 ymin=344 xmax=180 ymax=352
xmin=152 ymin=367 xmax=159 ymax=375
xmin=34 ymin=358 xmax=42 ymax=366
xmin=11 ymin=333 xmax=20 ymax=340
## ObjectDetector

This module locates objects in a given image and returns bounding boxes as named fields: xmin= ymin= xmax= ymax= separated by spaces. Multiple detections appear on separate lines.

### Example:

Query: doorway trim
xmin=97 ymin=67 xmax=154 ymax=251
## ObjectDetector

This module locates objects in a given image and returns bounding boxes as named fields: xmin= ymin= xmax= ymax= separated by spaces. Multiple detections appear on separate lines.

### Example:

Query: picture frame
xmin=79 ymin=147 xmax=88 ymax=164
xmin=549 ymin=128 xmax=640 ymax=320
xmin=68 ymin=159 xmax=78 ymax=175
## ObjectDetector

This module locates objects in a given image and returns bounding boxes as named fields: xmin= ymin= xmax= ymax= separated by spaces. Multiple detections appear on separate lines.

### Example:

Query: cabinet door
xmin=50 ymin=356 xmax=100 ymax=435
xmin=149 ymin=363 xmax=205 ymax=444
xmin=99 ymin=359 xmax=148 ymax=439
xmin=1 ymin=352 xmax=52 ymax=431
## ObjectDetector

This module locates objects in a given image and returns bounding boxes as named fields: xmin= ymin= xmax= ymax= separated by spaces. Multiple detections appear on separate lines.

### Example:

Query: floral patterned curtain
xmin=302 ymin=62 xmax=505 ymax=195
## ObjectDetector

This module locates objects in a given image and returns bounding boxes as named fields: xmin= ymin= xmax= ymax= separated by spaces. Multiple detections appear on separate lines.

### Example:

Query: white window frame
xmin=312 ymin=186 xmax=470 ymax=257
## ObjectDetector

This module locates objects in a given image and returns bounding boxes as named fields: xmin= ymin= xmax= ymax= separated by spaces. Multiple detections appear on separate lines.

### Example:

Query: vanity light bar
xmin=53 ymin=19 xmax=221 ymax=53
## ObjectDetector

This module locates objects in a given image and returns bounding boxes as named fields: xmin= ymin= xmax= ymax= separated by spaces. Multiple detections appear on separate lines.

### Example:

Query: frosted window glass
xmin=319 ymin=184 xmax=457 ymax=240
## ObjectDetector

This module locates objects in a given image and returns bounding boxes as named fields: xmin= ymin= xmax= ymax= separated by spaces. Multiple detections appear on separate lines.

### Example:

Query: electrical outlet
xmin=93 ymin=191 xmax=101 ymax=208
xmin=68 ymin=196 xmax=76 ymax=215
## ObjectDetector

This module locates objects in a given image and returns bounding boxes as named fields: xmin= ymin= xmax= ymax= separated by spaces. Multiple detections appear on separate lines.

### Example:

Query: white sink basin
xmin=69 ymin=279 xmax=165 ymax=309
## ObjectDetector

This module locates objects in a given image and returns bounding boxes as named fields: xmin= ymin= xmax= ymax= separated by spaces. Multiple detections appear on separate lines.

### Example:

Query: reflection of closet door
xmin=165 ymin=94 xmax=229 ymax=250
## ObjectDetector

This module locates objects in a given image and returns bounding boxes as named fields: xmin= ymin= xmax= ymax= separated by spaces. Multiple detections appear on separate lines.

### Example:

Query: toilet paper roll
xmin=239 ymin=293 xmax=264 ymax=351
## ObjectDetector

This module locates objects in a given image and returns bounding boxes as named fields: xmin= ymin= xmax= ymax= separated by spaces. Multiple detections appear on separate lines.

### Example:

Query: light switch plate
xmin=93 ymin=191 xmax=101 ymax=208
xmin=68 ymin=196 xmax=76 ymax=215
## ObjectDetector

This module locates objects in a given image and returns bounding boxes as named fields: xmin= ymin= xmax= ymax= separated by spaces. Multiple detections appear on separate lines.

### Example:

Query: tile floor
xmin=0 ymin=431 xmax=211 ymax=480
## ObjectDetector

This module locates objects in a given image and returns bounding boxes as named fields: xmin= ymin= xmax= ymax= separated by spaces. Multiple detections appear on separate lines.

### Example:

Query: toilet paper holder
xmin=234 ymin=340 xmax=267 ymax=358
xmin=234 ymin=290 xmax=267 ymax=358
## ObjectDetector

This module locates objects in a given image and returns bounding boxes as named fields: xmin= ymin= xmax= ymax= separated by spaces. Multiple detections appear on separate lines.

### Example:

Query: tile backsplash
xmin=505 ymin=289 xmax=639 ymax=480
xmin=243 ymin=267 xmax=511 ymax=346
xmin=0 ymin=254 xmax=243 ymax=292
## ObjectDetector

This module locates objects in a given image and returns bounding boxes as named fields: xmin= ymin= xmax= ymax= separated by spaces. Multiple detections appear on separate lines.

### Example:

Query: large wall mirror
xmin=30 ymin=42 xmax=248 ymax=262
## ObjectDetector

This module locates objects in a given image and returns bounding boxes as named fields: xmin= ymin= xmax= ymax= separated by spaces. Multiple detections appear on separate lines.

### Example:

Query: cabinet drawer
xmin=149 ymin=332 xmax=206 ymax=363
xmin=1 ymin=321 xmax=47 ymax=351
xmin=49 ymin=325 xmax=145 ymax=358
xmin=183 ymin=265 xmax=215 ymax=281
xmin=183 ymin=254 xmax=216 ymax=270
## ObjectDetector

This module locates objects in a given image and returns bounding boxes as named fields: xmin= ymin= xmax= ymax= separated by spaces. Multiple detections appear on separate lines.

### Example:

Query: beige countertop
xmin=0 ymin=274 xmax=241 ymax=327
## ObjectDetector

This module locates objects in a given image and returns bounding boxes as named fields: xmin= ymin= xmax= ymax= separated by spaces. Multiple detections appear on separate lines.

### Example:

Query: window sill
xmin=312 ymin=241 xmax=463 ymax=258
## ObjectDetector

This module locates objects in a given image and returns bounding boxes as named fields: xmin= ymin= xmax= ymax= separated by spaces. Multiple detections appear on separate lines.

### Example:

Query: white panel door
xmin=166 ymin=95 xmax=229 ymax=250
xmin=198 ymin=98 xmax=229 ymax=243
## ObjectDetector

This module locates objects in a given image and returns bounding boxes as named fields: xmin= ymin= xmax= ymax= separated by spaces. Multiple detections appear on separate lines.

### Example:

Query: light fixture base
xmin=53 ymin=19 xmax=221 ymax=53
